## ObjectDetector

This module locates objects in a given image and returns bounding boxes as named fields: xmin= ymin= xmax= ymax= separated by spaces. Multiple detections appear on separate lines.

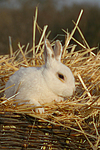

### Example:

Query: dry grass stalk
xmin=77 ymin=74 xmax=91 ymax=98
xmin=9 ymin=36 xmax=13 ymax=57
xmin=36 ymin=25 xmax=48 ymax=54
xmin=32 ymin=7 xmax=38 ymax=65
xmin=18 ymin=43 xmax=29 ymax=66
xmin=63 ymin=9 xmax=83 ymax=57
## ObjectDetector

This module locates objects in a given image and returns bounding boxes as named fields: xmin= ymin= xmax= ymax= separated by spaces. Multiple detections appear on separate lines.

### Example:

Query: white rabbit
xmin=4 ymin=39 xmax=75 ymax=114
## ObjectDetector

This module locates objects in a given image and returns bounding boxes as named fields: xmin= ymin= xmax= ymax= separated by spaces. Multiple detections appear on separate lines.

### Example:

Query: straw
xmin=32 ymin=7 xmax=38 ymax=65
xmin=9 ymin=36 xmax=13 ymax=57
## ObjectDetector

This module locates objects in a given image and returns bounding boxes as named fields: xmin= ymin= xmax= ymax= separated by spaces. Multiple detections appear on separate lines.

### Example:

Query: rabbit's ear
xmin=44 ymin=39 xmax=55 ymax=65
xmin=54 ymin=40 xmax=63 ymax=62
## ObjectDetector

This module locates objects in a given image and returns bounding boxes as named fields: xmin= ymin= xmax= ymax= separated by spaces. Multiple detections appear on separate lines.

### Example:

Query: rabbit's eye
xmin=57 ymin=73 xmax=65 ymax=82
xmin=58 ymin=74 xmax=64 ymax=80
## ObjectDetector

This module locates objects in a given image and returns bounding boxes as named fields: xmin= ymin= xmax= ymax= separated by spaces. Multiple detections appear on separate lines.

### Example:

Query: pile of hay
xmin=0 ymin=9 xmax=100 ymax=150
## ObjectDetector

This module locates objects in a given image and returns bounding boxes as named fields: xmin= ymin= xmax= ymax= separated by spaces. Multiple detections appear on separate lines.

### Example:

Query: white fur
xmin=5 ymin=39 xmax=75 ymax=114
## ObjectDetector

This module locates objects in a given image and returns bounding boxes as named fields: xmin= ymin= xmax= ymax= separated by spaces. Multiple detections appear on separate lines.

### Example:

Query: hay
xmin=0 ymin=9 xmax=100 ymax=150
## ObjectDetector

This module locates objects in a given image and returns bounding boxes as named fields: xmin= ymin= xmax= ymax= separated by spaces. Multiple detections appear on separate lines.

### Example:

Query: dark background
xmin=0 ymin=0 xmax=100 ymax=54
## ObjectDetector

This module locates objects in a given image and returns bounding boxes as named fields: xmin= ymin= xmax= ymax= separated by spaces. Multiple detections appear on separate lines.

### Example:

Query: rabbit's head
xmin=43 ymin=39 xmax=75 ymax=98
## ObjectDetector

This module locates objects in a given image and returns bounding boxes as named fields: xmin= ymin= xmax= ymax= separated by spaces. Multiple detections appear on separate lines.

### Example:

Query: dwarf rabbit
xmin=5 ymin=39 xmax=75 ymax=114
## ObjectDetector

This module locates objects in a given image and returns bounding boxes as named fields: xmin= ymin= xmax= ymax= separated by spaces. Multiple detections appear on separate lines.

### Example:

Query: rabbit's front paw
xmin=35 ymin=107 xmax=44 ymax=114
xmin=55 ymin=97 xmax=64 ymax=102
